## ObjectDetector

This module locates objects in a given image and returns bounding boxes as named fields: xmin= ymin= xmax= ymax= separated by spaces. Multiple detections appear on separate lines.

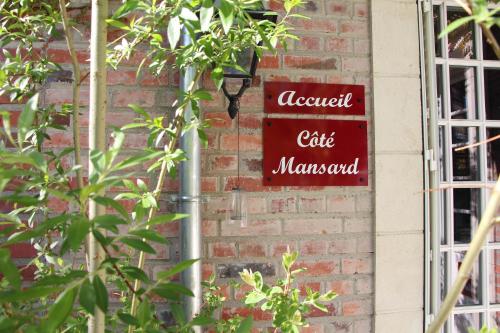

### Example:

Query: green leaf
xmin=0 ymin=248 xmax=20 ymax=289
xmin=211 ymin=67 xmax=224 ymax=90
xmin=180 ymin=8 xmax=198 ymax=21
xmin=43 ymin=287 xmax=77 ymax=332
xmin=147 ymin=213 xmax=188 ymax=226
xmin=168 ymin=16 xmax=181 ymax=49
xmin=79 ymin=279 xmax=96 ymax=313
xmin=156 ymin=259 xmax=199 ymax=281
xmin=152 ymin=282 xmax=194 ymax=300
xmin=218 ymin=0 xmax=234 ymax=34
xmin=244 ymin=291 xmax=266 ymax=305
xmin=137 ymin=299 xmax=152 ymax=325
xmin=193 ymin=89 xmax=213 ymax=101
xmin=117 ymin=312 xmax=139 ymax=326
xmin=128 ymin=104 xmax=150 ymax=121
xmin=93 ymin=276 xmax=108 ymax=312
xmin=106 ymin=19 xmax=130 ymax=30
xmin=439 ymin=16 xmax=475 ymax=38
xmin=128 ymin=229 xmax=168 ymax=244
xmin=190 ymin=315 xmax=215 ymax=326
xmin=92 ymin=214 xmax=128 ymax=233
xmin=0 ymin=286 xmax=61 ymax=303
xmin=121 ymin=266 xmax=150 ymax=283
xmin=120 ymin=237 xmax=156 ymax=254
xmin=18 ymin=93 xmax=39 ymax=146
xmin=235 ymin=315 xmax=253 ymax=333
xmin=113 ymin=0 xmax=139 ymax=18
xmin=93 ymin=197 xmax=129 ymax=220
xmin=200 ymin=0 xmax=214 ymax=32
xmin=62 ymin=217 xmax=90 ymax=254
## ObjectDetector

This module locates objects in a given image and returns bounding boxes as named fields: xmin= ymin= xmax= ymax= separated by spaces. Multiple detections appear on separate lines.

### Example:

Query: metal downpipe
xmin=421 ymin=0 xmax=441 ymax=327
xmin=179 ymin=29 xmax=202 ymax=331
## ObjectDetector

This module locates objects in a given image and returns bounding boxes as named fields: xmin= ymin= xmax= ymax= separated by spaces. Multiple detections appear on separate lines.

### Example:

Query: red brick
xmin=246 ymin=197 xmax=267 ymax=214
xmin=239 ymin=91 xmax=263 ymax=109
xmin=107 ymin=70 xmax=137 ymax=85
xmin=354 ymin=39 xmax=370 ymax=55
xmin=209 ymin=242 xmax=236 ymax=258
xmin=210 ymin=155 xmax=237 ymax=171
xmin=265 ymin=74 xmax=292 ymax=82
xmin=223 ymin=176 xmax=281 ymax=192
xmin=301 ymin=325 xmax=325 ymax=333
xmin=291 ymin=17 xmax=337 ymax=32
xmin=202 ymin=220 xmax=218 ymax=237
xmin=222 ymin=307 xmax=272 ymax=321
xmin=19 ymin=264 xmax=37 ymax=281
xmin=284 ymin=55 xmax=337 ymax=70
xmin=270 ymin=242 xmax=297 ymax=257
xmin=299 ymin=196 xmax=326 ymax=213
xmin=205 ymin=112 xmax=232 ymax=128
xmin=270 ymin=197 xmax=296 ymax=213
xmin=329 ymin=279 xmax=353 ymax=296
xmin=298 ymin=281 xmax=321 ymax=296
xmin=113 ymin=89 xmax=155 ymax=107
xmin=342 ymin=299 xmax=372 ymax=316
xmin=220 ymin=134 xmax=261 ymax=151
xmin=201 ymin=177 xmax=218 ymax=192
xmin=339 ymin=21 xmax=369 ymax=36
xmin=296 ymin=36 xmax=322 ymax=51
xmin=329 ymin=238 xmax=357 ymax=254
xmin=326 ymin=1 xmax=352 ymax=16
xmin=202 ymin=263 xmax=214 ymax=280
xmin=47 ymin=49 xmax=90 ymax=64
xmin=341 ymin=257 xmax=372 ymax=274
xmin=300 ymin=240 xmax=328 ymax=255
xmin=325 ymin=37 xmax=353 ymax=53
xmin=293 ymin=260 xmax=340 ymax=276
xmin=239 ymin=114 xmax=262 ymax=129
xmin=357 ymin=236 xmax=374 ymax=253
xmin=354 ymin=3 xmax=369 ymax=18
xmin=259 ymin=55 xmax=280 ymax=69
xmin=307 ymin=303 xmax=337 ymax=317
xmin=327 ymin=195 xmax=356 ymax=213
xmin=46 ymin=87 xmax=89 ymax=106
xmin=239 ymin=242 xmax=266 ymax=257
xmin=342 ymin=57 xmax=370 ymax=73
xmin=297 ymin=75 xmax=323 ymax=83
xmin=221 ymin=219 xmax=281 ymax=237
xmin=356 ymin=278 xmax=373 ymax=294
xmin=140 ymin=72 xmax=168 ymax=86
xmin=283 ymin=218 xmax=342 ymax=235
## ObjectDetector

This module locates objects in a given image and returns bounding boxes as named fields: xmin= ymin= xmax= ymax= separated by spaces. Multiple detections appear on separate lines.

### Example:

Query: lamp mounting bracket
xmin=222 ymin=78 xmax=251 ymax=119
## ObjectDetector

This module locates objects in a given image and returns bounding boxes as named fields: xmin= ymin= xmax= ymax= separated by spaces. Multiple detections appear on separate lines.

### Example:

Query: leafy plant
xmin=0 ymin=0 xmax=306 ymax=332
xmin=468 ymin=326 xmax=499 ymax=333
xmin=240 ymin=250 xmax=337 ymax=333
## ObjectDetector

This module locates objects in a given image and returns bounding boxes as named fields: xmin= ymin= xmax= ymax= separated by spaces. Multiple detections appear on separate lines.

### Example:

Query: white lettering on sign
xmin=271 ymin=156 xmax=360 ymax=175
xmin=277 ymin=90 xmax=353 ymax=109
xmin=297 ymin=130 xmax=335 ymax=148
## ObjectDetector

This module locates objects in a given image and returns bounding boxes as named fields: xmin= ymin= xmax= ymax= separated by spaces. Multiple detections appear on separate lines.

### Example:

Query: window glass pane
xmin=453 ymin=251 xmax=482 ymax=306
xmin=434 ymin=5 xmax=442 ymax=58
xmin=440 ymin=189 xmax=448 ymax=245
xmin=483 ymin=22 xmax=500 ymax=60
xmin=486 ymin=128 xmax=500 ymax=181
xmin=447 ymin=8 xmax=475 ymax=59
xmin=490 ymin=312 xmax=500 ymax=328
xmin=439 ymin=126 xmax=448 ymax=182
xmin=454 ymin=313 xmax=482 ymax=332
xmin=453 ymin=188 xmax=480 ymax=244
xmin=441 ymin=252 xmax=448 ymax=300
xmin=450 ymin=67 xmax=477 ymax=119
xmin=485 ymin=69 xmax=500 ymax=120
xmin=437 ymin=65 xmax=445 ymax=119
xmin=489 ymin=250 xmax=500 ymax=304
xmin=452 ymin=127 xmax=480 ymax=181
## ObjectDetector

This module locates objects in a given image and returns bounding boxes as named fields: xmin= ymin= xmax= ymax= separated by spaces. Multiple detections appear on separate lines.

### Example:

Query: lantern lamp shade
xmin=222 ymin=10 xmax=278 ymax=79
xmin=226 ymin=187 xmax=248 ymax=227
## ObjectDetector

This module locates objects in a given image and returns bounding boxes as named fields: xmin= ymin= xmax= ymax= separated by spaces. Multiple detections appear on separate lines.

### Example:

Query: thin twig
xmin=454 ymin=134 xmax=500 ymax=152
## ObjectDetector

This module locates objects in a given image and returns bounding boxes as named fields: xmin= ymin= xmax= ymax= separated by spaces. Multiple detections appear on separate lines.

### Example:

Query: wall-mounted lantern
xmin=223 ymin=9 xmax=276 ymax=227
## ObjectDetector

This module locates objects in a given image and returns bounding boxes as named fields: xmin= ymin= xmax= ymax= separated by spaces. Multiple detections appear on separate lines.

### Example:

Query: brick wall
xmin=2 ymin=0 xmax=374 ymax=331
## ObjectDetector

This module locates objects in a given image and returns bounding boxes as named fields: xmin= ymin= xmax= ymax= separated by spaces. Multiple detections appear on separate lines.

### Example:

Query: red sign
xmin=264 ymin=81 xmax=365 ymax=115
xmin=263 ymin=118 xmax=368 ymax=186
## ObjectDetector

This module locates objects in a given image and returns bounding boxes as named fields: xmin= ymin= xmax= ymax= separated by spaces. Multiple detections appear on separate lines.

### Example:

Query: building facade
xmin=3 ymin=0 xmax=500 ymax=332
